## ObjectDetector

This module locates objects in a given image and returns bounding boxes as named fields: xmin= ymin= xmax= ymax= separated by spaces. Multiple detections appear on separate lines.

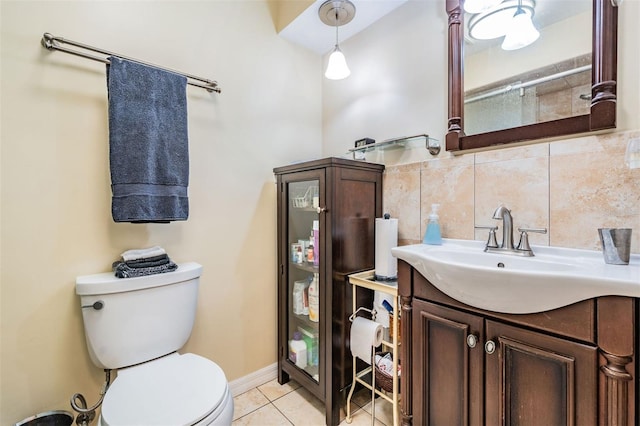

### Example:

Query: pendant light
xmin=501 ymin=0 xmax=540 ymax=50
xmin=319 ymin=0 xmax=355 ymax=80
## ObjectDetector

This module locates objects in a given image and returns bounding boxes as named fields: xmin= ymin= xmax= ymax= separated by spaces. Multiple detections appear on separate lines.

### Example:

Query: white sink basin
xmin=391 ymin=239 xmax=640 ymax=314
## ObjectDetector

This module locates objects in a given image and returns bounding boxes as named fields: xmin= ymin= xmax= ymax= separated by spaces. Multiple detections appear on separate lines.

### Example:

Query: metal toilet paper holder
xmin=349 ymin=306 xmax=377 ymax=322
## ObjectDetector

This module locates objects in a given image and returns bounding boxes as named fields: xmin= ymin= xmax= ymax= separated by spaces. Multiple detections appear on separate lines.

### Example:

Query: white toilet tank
xmin=76 ymin=262 xmax=203 ymax=370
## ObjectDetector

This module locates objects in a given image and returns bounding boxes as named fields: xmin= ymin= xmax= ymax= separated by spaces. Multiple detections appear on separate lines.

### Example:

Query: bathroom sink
xmin=391 ymin=239 xmax=640 ymax=314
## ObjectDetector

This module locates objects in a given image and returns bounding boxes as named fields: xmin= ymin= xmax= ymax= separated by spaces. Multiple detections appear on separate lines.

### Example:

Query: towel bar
xmin=41 ymin=32 xmax=221 ymax=93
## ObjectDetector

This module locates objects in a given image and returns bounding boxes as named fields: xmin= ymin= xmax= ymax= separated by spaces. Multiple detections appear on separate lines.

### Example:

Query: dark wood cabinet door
xmin=413 ymin=300 xmax=484 ymax=426
xmin=485 ymin=320 xmax=598 ymax=426
xmin=274 ymin=158 xmax=384 ymax=426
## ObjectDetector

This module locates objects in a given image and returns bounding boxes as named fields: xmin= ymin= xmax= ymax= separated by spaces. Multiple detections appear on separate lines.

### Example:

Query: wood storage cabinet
xmin=273 ymin=158 xmax=384 ymax=426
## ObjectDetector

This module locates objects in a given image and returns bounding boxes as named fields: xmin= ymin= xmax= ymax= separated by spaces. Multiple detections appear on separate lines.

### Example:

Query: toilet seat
xmin=101 ymin=352 xmax=229 ymax=426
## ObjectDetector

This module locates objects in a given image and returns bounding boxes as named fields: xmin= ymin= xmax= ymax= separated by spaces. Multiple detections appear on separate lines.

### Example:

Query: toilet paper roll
xmin=375 ymin=217 xmax=398 ymax=280
xmin=350 ymin=317 xmax=384 ymax=364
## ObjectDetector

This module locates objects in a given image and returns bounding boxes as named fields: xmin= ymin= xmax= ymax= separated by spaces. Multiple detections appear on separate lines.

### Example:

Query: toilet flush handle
xmin=82 ymin=300 xmax=104 ymax=310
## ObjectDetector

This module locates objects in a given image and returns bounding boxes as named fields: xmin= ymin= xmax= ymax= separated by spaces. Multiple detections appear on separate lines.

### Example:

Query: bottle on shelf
xmin=307 ymin=233 xmax=315 ymax=264
xmin=303 ymin=276 xmax=310 ymax=316
xmin=289 ymin=331 xmax=307 ymax=369
xmin=313 ymin=220 xmax=320 ymax=266
xmin=299 ymin=326 xmax=319 ymax=367
xmin=293 ymin=279 xmax=306 ymax=315
xmin=308 ymin=272 xmax=319 ymax=322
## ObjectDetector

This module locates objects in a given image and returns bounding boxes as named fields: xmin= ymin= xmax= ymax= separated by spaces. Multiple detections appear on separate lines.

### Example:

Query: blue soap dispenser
xmin=423 ymin=203 xmax=442 ymax=245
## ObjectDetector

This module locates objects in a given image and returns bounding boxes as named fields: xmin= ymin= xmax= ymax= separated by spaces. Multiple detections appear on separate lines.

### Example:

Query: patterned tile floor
xmin=231 ymin=379 xmax=395 ymax=426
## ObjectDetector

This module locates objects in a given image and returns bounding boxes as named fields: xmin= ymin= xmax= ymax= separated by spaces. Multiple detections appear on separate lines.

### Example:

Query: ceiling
xmin=278 ymin=0 xmax=591 ymax=56
xmin=278 ymin=0 xmax=409 ymax=55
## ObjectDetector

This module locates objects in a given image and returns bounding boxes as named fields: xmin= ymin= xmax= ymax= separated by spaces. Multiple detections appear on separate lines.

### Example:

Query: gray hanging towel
xmin=107 ymin=57 xmax=189 ymax=223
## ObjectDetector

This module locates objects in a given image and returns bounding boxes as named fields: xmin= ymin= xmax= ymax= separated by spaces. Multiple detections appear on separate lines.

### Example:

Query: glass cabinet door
xmin=286 ymin=179 xmax=320 ymax=383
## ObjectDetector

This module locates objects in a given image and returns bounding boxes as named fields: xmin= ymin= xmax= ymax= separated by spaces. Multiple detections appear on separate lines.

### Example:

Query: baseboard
xmin=229 ymin=363 xmax=278 ymax=397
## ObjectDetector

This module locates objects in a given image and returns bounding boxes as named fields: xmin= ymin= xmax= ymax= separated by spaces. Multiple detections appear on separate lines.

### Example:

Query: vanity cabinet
xmin=274 ymin=158 xmax=384 ymax=426
xmin=398 ymin=260 xmax=637 ymax=426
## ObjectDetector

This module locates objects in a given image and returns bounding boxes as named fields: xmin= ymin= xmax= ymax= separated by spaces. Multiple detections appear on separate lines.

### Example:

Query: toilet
xmin=76 ymin=262 xmax=234 ymax=425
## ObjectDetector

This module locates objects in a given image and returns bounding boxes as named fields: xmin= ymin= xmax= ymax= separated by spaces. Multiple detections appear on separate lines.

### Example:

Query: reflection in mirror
xmin=463 ymin=0 xmax=592 ymax=136
xmin=445 ymin=0 xmax=618 ymax=153
xmin=465 ymin=54 xmax=592 ymax=134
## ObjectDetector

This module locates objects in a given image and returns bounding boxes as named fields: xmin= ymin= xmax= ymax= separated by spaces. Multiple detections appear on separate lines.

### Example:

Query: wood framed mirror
xmin=445 ymin=0 xmax=618 ymax=152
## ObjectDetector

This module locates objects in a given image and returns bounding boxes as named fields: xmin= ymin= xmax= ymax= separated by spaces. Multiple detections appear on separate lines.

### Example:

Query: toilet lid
xmin=101 ymin=353 xmax=228 ymax=426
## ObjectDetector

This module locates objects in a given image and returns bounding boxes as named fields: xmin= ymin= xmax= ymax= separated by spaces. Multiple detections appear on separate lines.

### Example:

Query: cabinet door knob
xmin=485 ymin=340 xmax=496 ymax=354
xmin=316 ymin=206 xmax=327 ymax=214
xmin=466 ymin=334 xmax=478 ymax=348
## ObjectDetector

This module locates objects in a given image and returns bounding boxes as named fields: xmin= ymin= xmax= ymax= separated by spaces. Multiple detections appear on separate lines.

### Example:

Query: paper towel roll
xmin=350 ymin=317 xmax=383 ymax=364
xmin=375 ymin=217 xmax=398 ymax=280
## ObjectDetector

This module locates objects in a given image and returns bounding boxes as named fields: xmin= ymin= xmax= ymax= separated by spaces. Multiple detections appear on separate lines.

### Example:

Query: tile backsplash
xmin=383 ymin=130 xmax=640 ymax=253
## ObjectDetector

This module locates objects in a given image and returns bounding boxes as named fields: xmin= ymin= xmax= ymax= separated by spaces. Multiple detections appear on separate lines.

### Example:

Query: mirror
xmin=446 ymin=0 xmax=618 ymax=152
xmin=464 ymin=0 xmax=592 ymax=136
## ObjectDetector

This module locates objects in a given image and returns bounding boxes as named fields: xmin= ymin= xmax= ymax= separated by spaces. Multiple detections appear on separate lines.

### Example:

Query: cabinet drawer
xmin=413 ymin=269 xmax=596 ymax=344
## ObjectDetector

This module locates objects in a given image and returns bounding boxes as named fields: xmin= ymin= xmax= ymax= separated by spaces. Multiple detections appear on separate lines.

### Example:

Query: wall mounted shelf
xmin=347 ymin=134 xmax=440 ymax=159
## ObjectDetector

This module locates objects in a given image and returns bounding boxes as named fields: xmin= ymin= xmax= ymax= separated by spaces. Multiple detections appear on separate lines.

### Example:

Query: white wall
xmin=322 ymin=0 xmax=448 ymax=164
xmin=0 ymin=1 xmax=321 ymax=422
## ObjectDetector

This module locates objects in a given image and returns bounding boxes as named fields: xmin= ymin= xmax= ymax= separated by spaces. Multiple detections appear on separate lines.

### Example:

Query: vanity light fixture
xmin=464 ymin=0 xmax=503 ymax=14
xmin=467 ymin=0 xmax=536 ymax=41
xmin=319 ymin=0 xmax=355 ymax=80
xmin=501 ymin=0 xmax=540 ymax=50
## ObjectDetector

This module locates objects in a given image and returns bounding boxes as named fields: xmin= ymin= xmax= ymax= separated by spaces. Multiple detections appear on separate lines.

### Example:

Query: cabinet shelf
xmin=290 ymin=262 xmax=319 ymax=273
xmin=291 ymin=312 xmax=319 ymax=330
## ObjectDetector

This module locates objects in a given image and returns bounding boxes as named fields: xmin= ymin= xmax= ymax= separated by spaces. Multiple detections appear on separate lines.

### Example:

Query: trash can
xmin=15 ymin=410 xmax=73 ymax=426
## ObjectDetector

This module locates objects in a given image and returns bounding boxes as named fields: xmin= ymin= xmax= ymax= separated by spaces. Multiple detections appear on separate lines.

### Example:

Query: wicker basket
xmin=292 ymin=186 xmax=318 ymax=208
xmin=374 ymin=351 xmax=400 ymax=393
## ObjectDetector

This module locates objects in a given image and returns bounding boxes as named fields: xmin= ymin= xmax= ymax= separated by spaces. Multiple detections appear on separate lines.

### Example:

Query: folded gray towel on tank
xmin=113 ymin=260 xmax=178 ymax=278
xmin=112 ymin=254 xmax=170 ymax=270
xmin=107 ymin=57 xmax=189 ymax=223
xmin=123 ymin=254 xmax=170 ymax=268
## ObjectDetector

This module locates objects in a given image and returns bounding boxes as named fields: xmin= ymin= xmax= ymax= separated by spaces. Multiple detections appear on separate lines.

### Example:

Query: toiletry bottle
xmin=298 ymin=326 xmax=318 ymax=367
xmin=423 ymin=203 xmax=443 ymax=245
xmin=307 ymin=233 xmax=314 ymax=263
xmin=312 ymin=220 xmax=320 ymax=266
xmin=289 ymin=331 xmax=307 ymax=369
xmin=302 ymin=276 xmax=310 ymax=316
xmin=308 ymin=272 xmax=319 ymax=322
xmin=296 ymin=245 xmax=304 ymax=264
xmin=292 ymin=280 xmax=306 ymax=315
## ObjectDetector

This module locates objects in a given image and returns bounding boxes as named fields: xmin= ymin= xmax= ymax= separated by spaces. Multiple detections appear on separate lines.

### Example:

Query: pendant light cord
xmin=334 ymin=11 xmax=339 ymax=48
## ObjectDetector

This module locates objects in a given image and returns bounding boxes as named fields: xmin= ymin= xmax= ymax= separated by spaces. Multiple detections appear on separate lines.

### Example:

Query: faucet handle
xmin=518 ymin=227 xmax=547 ymax=234
xmin=475 ymin=225 xmax=498 ymax=248
xmin=516 ymin=227 xmax=547 ymax=252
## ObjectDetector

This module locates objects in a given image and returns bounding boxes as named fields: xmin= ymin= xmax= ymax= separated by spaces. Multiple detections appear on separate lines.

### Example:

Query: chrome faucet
xmin=492 ymin=205 xmax=514 ymax=250
xmin=476 ymin=205 xmax=547 ymax=257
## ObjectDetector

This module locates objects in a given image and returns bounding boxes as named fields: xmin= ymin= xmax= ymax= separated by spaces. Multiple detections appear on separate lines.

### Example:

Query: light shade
xmin=501 ymin=7 xmax=540 ymax=50
xmin=325 ymin=46 xmax=350 ymax=80
xmin=468 ymin=0 xmax=536 ymax=40
xmin=464 ymin=0 xmax=502 ymax=14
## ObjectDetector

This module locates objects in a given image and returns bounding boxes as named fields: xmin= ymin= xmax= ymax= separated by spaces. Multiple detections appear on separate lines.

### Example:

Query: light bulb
xmin=325 ymin=46 xmax=350 ymax=80
xmin=464 ymin=0 xmax=502 ymax=14
xmin=501 ymin=8 xmax=540 ymax=50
